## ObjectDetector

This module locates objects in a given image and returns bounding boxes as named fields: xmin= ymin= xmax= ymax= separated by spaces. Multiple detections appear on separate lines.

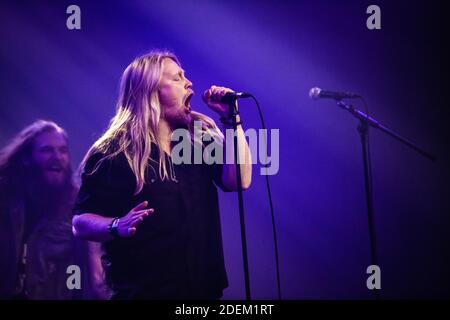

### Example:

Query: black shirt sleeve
xmin=211 ymin=162 xmax=233 ymax=192
xmin=73 ymin=153 xmax=136 ymax=218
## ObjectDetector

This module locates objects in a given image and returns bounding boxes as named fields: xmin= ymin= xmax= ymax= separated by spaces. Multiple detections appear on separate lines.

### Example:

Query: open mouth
xmin=46 ymin=165 xmax=64 ymax=173
xmin=184 ymin=92 xmax=193 ymax=111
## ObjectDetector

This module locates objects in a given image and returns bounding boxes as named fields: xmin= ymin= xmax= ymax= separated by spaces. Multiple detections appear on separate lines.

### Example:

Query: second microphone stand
xmin=335 ymin=99 xmax=435 ymax=300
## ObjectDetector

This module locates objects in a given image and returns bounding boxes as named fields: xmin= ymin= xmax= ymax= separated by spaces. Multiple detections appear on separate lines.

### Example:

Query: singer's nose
xmin=185 ymin=78 xmax=193 ymax=89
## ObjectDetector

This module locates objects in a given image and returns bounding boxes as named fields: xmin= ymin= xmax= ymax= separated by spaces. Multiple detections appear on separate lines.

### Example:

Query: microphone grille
xmin=309 ymin=87 xmax=321 ymax=100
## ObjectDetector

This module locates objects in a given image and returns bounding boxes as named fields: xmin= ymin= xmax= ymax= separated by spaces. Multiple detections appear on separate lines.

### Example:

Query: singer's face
xmin=158 ymin=58 xmax=193 ymax=129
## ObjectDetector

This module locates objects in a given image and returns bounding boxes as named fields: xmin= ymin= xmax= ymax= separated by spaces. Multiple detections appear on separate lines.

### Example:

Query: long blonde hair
xmin=81 ymin=50 xmax=223 ymax=194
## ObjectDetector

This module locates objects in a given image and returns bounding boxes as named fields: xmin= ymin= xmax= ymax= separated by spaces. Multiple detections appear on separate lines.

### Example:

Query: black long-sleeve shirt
xmin=73 ymin=145 xmax=229 ymax=299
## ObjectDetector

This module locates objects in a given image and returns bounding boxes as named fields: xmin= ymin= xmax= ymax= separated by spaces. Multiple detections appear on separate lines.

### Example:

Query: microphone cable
xmin=248 ymin=94 xmax=282 ymax=300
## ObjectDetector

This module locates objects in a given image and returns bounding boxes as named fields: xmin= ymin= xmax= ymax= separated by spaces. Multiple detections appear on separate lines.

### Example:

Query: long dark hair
xmin=0 ymin=120 xmax=75 ymax=203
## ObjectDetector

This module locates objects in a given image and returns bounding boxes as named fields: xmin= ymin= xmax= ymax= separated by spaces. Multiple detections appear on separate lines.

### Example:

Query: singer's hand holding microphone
xmin=202 ymin=85 xmax=250 ymax=117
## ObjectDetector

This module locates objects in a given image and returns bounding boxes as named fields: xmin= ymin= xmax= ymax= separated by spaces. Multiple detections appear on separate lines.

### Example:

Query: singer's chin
xmin=175 ymin=113 xmax=192 ymax=130
xmin=184 ymin=115 xmax=192 ymax=128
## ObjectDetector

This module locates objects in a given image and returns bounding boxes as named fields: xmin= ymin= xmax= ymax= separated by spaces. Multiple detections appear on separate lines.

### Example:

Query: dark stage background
xmin=0 ymin=0 xmax=449 ymax=299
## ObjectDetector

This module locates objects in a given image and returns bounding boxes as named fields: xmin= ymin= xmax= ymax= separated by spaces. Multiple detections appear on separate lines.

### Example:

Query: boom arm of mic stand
xmin=335 ymin=100 xmax=436 ymax=162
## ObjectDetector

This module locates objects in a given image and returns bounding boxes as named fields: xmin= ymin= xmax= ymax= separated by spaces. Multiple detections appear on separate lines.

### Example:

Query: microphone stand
xmin=335 ymin=100 xmax=436 ymax=300
xmin=228 ymin=98 xmax=251 ymax=300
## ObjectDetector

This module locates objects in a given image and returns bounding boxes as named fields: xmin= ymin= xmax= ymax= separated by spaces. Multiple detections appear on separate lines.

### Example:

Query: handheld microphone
xmin=203 ymin=90 xmax=251 ymax=104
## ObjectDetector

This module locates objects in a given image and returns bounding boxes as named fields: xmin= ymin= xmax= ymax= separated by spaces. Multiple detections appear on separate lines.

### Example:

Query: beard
xmin=24 ymin=162 xmax=75 ymax=222
xmin=164 ymin=108 xmax=191 ymax=130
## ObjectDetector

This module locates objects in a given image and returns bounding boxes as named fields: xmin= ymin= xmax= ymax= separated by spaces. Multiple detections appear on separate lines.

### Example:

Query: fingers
xmin=128 ymin=208 xmax=153 ymax=219
xmin=133 ymin=208 xmax=154 ymax=216
xmin=129 ymin=217 xmax=143 ymax=227
xmin=131 ymin=200 xmax=148 ymax=212
xmin=202 ymin=89 xmax=212 ymax=103
xmin=204 ymin=86 xmax=234 ymax=102
xmin=127 ymin=207 xmax=154 ymax=227
xmin=127 ymin=227 xmax=137 ymax=237
xmin=119 ymin=211 xmax=152 ymax=237
xmin=119 ymin=202 xmax=155 ymax=237
xmin=129 ymin=213 xmax=150 ymax=227
xmin=128 ymin=201 xmax=154 ymax=218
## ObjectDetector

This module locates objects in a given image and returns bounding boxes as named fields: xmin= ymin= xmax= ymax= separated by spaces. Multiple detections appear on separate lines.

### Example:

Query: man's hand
xmin=117 ymin=201 xmax=154 ymax=237
xmin=202 ymin=85 xmax=237 ymax=117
